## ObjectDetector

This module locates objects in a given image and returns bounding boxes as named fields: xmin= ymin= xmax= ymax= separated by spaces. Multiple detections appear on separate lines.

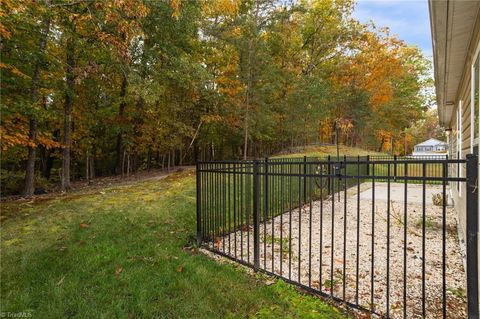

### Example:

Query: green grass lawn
xmin=272 ymin=145 xmax=445 ymax=184
xmin=0 ymin=170 xmax=346 ymax=318
xmin=272 ymin=145 xmax=385 ymax=158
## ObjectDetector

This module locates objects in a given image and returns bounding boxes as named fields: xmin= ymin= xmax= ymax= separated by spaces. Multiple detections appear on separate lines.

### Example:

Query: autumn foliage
xmin=1 ymin=0 xmax=432 ymax=195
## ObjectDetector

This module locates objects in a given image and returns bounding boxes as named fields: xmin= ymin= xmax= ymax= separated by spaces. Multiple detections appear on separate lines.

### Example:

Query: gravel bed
xmin=216 ymin=183 xmax=466 ymax=318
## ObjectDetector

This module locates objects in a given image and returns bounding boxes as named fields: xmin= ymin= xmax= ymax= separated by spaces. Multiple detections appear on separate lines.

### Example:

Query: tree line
xmin=1 ymin=0 xmax=432 ymax=196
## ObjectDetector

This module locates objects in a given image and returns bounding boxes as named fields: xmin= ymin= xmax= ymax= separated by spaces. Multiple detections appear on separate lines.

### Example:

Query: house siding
xmin=448 ymin=13 xmax=480 ymax=247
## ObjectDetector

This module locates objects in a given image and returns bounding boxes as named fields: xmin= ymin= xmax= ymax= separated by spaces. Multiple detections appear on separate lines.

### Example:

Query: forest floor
xmin=1 ymin=166 xmax=192 ymax=204
xmin=0 ymin=169 xmax=347 ymax=318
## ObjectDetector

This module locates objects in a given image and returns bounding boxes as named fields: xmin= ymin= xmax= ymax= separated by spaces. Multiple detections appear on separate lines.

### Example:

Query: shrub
xmin=1 ymin=169 xmax=51 ymax=196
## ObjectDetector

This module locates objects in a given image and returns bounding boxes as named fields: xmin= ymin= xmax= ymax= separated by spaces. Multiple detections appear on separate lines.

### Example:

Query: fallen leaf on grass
xmin=115 ymin=267 xmax=123 ymax=277
xmin=176 ymin=266 xmax=184 ymax=273
xmin=80 ymin=223 xmax=89 ymax=229
xmin=265 ymin=279 xmax=275 ymax=286
xmin=56 ymin=275 xmax=65 ymax=286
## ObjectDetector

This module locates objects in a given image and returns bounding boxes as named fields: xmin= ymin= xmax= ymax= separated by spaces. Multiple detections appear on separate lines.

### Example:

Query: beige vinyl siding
xmin=461 ymin=71 xmax=472 ymax=155
xmin=448 ymin=13 xmax=480 ymax=244
xmin=454 ymin=91 xmax=471 ymax=237
xmin=450 ymin=108 xmax=459 ymax=192
xmin=451 ymin=107 xmax=458 ymax=158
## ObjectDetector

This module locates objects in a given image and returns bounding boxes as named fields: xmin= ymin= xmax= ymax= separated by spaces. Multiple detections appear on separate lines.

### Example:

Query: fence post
xmin=265 ymin=157 xmax=269 ymax=221
xmin=393 ymin=154 xmax=397 ymax=182
xmin=466 ymin=153 xmax=479 ymax=318
xmin=196 ymin=161 xmax=202 ymax=245
xmin=303 ymin=156 xmax=307 ymax=204
xmin=253 ymin=159 xmax=260 ymax=271
xmin=327 ymin=155 xmax=331 ymax=195
xmin=366 ymin=155 xmax=370 ymax=176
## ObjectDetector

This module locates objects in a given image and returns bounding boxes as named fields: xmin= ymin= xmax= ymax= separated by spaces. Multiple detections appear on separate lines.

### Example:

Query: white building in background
xmin=412 ymin=138 xmax=448 ymax=156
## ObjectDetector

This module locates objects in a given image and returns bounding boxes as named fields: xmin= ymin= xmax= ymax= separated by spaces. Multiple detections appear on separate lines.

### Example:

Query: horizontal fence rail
xmin=196 ymin=155 xmax=478 ymax=318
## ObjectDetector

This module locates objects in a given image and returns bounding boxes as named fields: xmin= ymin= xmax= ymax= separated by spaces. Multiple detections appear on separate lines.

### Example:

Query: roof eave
xmin=429 ymin=0 xmax=480 ymax=128
xmin=429 ymin=0 xmax=453 ymax=127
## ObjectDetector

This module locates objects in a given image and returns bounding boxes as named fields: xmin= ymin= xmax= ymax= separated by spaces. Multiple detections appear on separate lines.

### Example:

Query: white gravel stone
xmin=213 ymin=182 xmax=466 ymax=318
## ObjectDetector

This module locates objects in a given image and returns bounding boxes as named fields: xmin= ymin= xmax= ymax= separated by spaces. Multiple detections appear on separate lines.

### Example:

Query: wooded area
xmin=1 ymin=0 xmax=436 ymax=196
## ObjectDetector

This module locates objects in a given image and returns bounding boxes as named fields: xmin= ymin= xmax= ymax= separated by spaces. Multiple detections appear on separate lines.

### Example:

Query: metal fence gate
xmin=196 ymin=155 xmax=479 ymax=318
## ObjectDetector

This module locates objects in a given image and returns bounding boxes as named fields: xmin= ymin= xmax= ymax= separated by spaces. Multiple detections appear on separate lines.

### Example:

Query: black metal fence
xmin=196 ymin=155 xmax=479 ymax=318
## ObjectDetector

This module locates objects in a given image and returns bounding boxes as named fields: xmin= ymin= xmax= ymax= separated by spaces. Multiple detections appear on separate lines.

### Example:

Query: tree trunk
xmin=303 ymin=119 xmax=307 ymax=150
xmin=146 ymin=148 xmax=150 ymax=170
xmin=40 ymin=146 xmax=54 ymax=180
xmin=40 ymin=146 xmax=47 ymax=178
xmin=122 ymin=150 xmax=126 ymax=178
xmin=167 ymin=152 xmax=171 ymax=171
xmin=23 ymin=119 xmax=38 ymax=196
xmin=90 ymin=144 xmax=96 ymax=179
xmin=115 ymin=72 xmax=128 ymax=174
xmin=243 ymin=108 xmax=249 ymax=160
xmin=377 ymin=138 xmax=385 ymax=153
xmin=132 ymin=97 xmax=143 ymax=172
xmin=243 ymin=1 xmax=260 ymax=160
xmin=90 ymin=156 xmax=95 ymax=179
xmin=133 ymin=153 xmax=138 ymax=172
xmin=193 ymin=143 xmax=199 ymax=163
xmin=243 ymin=38 xmax=252 ymax=160
xmin=61 ymin=36 xmax=75 ymax=192
xmin=22 ymin=17 xmax=51 ymax=197
xmin=86 ymin=151 xmax=90 ymax=183
xmin=127 ymin=153 xmax=130 ymax=177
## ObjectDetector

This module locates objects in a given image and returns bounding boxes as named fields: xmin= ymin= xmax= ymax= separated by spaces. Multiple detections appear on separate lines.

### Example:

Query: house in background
xmin=412 ymin=138 xmax=448 ymax=156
